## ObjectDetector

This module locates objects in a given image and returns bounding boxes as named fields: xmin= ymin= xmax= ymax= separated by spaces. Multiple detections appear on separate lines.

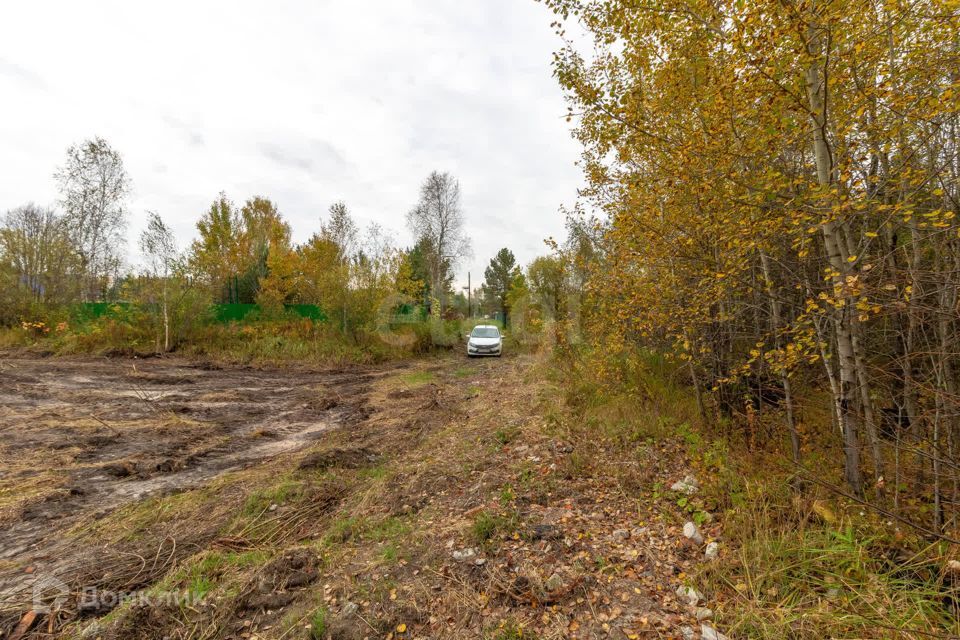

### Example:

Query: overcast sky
xmin=0 ymin=0 xmax=583 ymax=290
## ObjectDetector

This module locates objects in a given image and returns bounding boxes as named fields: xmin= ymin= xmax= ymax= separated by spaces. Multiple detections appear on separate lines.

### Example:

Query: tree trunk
xmin=162 ymin=282 xmax=170 ymax=353
xmin=804 ymin=15 xmax=864 ymax=496
xmin=760 ymin=251 xmax=801 ymax=467
xmin=852 ymin=319 xmax=884 ymax=484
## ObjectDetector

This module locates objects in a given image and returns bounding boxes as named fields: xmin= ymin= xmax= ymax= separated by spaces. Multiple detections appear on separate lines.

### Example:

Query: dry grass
xmin=549 ymin=346 xmax=960 ymax=639
xmin=18 ymin=345 xmax=951 ymax=639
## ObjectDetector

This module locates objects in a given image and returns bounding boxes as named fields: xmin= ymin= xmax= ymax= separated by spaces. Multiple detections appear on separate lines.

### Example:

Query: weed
xmin=325 ymin=516 xmax=365 ymax=545
xmin=699 ymin=516 xmax=958 ymax=638
xmin=562 ymin=450 xmax=590 ymax=479
xmin=494 ymin=425 xmax=519 ymax=445
xmin=471 ymin=510 xmax=520 ymax=546
xmin=593 ymin=553 xmax=610 ymax=573
xmin=543 ymin=407 xmax=565 ymax=435
xmin=676 ymin=422 xmax=701 ymax=448
xmin=472 ymin=511 xmax=499 ymax=543
xmin=516 ymin=463 xmax=536 ymax=487
xmin=651 ymin=481 xmax=664 ymax=500
xmin=309 ymin=607 xmax=328 ymax=639
xmin=367 ymin=515 xmax=411 ymax=542
xmin=381 ymin=543 xmax=400 ymax=563
xmin=188 ymin=575 xmax=214 ymax=601
xmin=357 ymin=465 xmax=388 ymax=481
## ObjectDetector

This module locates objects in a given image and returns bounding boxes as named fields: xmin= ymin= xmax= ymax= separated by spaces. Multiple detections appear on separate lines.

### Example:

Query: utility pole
xmin=466 ymin=272 xmax=471 ymax=318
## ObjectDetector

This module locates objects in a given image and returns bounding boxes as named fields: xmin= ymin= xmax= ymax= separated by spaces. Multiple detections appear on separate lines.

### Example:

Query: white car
xmin=466 ymin=325 xmax=503 ymax=357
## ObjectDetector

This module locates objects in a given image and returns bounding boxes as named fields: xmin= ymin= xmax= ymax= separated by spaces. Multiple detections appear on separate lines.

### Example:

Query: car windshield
xmin=471 ymin=327 xmax=500 ymax=338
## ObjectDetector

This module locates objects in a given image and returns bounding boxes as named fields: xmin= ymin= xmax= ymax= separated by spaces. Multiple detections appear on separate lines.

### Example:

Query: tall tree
xmin=322 ymin=201 xmax=358 ymax=260
xmin=256 ymin=222 xmax=298 ymax=311
xmin=406 ymin=171 xmax=470 ymax=310
xmin=316 ymin=201 xmax=358 ymax=331
xmin=239 ymin=196 xmax=289 ymax=302
xmin=189 ymin=194 xmax=289 ymax=304
xmin=527 ymin=255 xmax=567 ymax=321
xmin=190 ymin=193 xmax=243 ymax=302
xmin=0 ymin=204 xmax=80 ymax=318
xmin=54 ymin=137 xmax=130 ymax=300
xmin=483 ymin=248 xmax=521 ymax=324
xmin=398 ymin=239 xmax=432 ymax=303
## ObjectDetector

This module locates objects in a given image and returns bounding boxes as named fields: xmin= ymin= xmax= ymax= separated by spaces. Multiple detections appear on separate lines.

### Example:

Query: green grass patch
xmin=367 ymin=515 xmax=412 ymax=543
xmin=699 ymin=514 xmax=959 ymax=638
xmin=470 ymin=510 xmax=520 ymax=546
xmin=188 ymin=575 xmax=214 ymax=601
xmin=309 ymin=607 xmax=328 ymax=639
xmin=401 ymin=370 xmax=436 ymax=386
xmin=357 ymin=464 xmax=389 ymax=481
xmin=241 ymin=478 xmax=305 ymax=516
xmin=324 ymin=515 xmax=366 ymax=545
xmin=150 ymin=548 xmax=270 ymax=604
xmin=493 ymin=425 xmax=519 ymax=445
xmin=381 ymin=542 xmax=400 ymax=563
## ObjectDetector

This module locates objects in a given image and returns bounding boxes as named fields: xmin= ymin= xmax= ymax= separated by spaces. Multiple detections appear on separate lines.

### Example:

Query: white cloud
xmin=0 ymin=0 xmax=583 ymax=287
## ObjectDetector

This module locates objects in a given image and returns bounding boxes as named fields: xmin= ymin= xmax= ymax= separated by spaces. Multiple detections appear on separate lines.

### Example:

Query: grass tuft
xmin=309 ymin=607 xmax=328 ymax=639
xmin=471 ymin=510 xmax=520 ymax=546
xmin=401 ymin=370 xmax=436 ymax=386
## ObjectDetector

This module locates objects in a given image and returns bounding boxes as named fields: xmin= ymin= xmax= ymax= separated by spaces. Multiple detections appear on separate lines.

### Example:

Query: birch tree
xmin=139 ymin=212 xmax=179 ymax=352
xmin=542 ymin=0 xmax=960 ymax=525
xmin=406 ymin=171 xmax=471 ymax=311
xmin=54 ymin=137 xmax=130 ymax=300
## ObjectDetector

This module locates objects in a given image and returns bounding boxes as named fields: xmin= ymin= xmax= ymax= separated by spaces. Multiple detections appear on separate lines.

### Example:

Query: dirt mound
xmin=101 ymin=457 xmax=185 ymax=479
xmin=298 ymin=446 xmax=380 ymax=471
xmin=20 ymin=485 xmax=87 ymax=520
xmin=240 ymin=548 xmax=320 ymax=611
xmin=324 ymin=617 xmax=369 ymax=640
xmin=306 ymin=395 xmax=339 ymax=411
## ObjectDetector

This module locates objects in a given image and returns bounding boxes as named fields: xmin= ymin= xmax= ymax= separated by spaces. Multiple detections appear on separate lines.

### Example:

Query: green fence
xmin=72 ymin=302 xmax=134 ymax=321
xmin=73 ymin=302 xmax=327 ymax=323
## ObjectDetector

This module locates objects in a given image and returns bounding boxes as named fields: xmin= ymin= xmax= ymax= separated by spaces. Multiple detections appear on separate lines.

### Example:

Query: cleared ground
xmin=0 ymin=352 xmax=701 ymax=640
xmin=0 ymin=357 xmax=381 ymax=617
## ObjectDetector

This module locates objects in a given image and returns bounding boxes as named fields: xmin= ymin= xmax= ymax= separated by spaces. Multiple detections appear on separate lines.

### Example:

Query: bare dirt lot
xmin=0 ymin=356 xmax=384 ymax=618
